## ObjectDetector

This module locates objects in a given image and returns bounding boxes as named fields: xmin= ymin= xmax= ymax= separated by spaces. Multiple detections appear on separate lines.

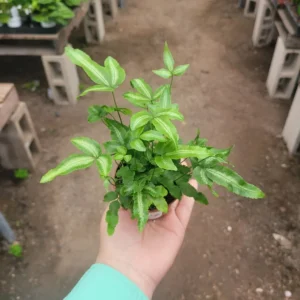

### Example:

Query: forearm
xmin=64 ymin=264 xmax=148 ymax=300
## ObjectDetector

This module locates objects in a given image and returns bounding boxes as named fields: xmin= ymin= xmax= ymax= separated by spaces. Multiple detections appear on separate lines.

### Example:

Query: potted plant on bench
xmin=40 ymin=43 xmax=265 ymax=235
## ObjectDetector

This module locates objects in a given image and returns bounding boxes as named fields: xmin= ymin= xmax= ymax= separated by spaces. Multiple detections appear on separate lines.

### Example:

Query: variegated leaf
xmin=165 ymin=145 xmax=211 ymax=160
xmin=130 ymin=139 xmax=146 ymax=152
xmin=205 ymin=166 xmax=265 ymax=199
xmin=160 ymin=87 xmax=171 ymax=108
xmin=71 ymin=137 xmax=102 ymax=157
xmin=152 ymin=197 xmax=168 ymax=213
xmin=140 ymin=130 xmax=167 ymax=142
xmin=152 ymin=68 xmax=172 ymax=79
xmin=105 ymin=119 xmax=127 ymax=144
xmin=163 ymin=42 xmax=175 ymax=72
xmin=173 ymin=64 xmax=189 ymax=76
xmin=154 ymin=107 xmax=184 ymax=121
xmin=106 ymin=201 xmax=120 ymax=235
xmin=152 ymin=117 xmax=179 ymax=146
xmin=153 ymin=84 xmax=169 ymax=100
xmin=79 ymin=85 xmax=114 ymax=97
xmin=133 ymin=192 xmax=149 ymax=231
xmin=123 ymin=92 xmax=151 ymax=108
xmin=155 ymin=156 xmax=177 ymax=171
xmin=96 ymin=154 xmax=113 ymax=177
xmin=130 ymin=79 xmax=152 ymax=99
xmin=40 ymin=154 xmax=94 ymax=183
xmin=193 ymin=166 xmax=213 ymax=185
xmin=130 ymin=111 xmax=152 ymax=131
xmin=65 ymin=46 xmax=110 ymax=86
xmin=104 ymin=56 xmax=126 ymax=87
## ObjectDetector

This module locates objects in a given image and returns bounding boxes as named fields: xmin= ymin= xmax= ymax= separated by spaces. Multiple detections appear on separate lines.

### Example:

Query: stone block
xmin=0 ymin=102 xmax=41 ymax=170
xmin=0 ymin=83 xmax=19 ymax=131
xmin=283 ymin=86 xmax=300 ymax=154
xmin=42 ymin=53 xmax=79 ymax=105
xmin=266 ymin=36 xmax=300 ymax=99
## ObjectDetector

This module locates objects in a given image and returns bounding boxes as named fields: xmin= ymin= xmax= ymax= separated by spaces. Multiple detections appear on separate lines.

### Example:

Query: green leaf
xmin=177 ymin=182 xmax=208 ymax=204
xmin=153 ymin=68 xmax=172 ymax=79
xmin=116 ymin=166 xmax=135 ymax=185
xmin=71 ymin=137 xmax=102 ymax=158
xmin=151 ymin=106 xmax=184 ymax=121
xmin=40 ymin=154 xmax=94 ymax=183
xmin=114 ymin=153 xmax=124 ymax=160
xmin=193 ymin=166 xmax=212 ymax=185
xmin=106 ymin=201 xmax=120 ymax=235
xmin=205 ymin=166 xmax=265 ymax=199
xmin=130 ymin=111 xmax=152 ymax=131
xmin=96 ymin=155 xmax=113 ymax=177
xmin=158 ymin=177 xmax=182 ymax=199
xmin=65 ymin=46 xmax=110 ymax=86
xmin=165 ymin=145 xmax=211 ymax=160
xmin=79 ymin=85 xmax=114 ymax=97
xmin=116 ymin=146 xmax=127 ymax=155
xmin=124 ymin=155 xmax=132 ymax=162
xmin=140 ymin=130 xmax=167 ymax=142
xmin=155 ymin=156 xmax=177 ymax=171
xmin=104 ymin=191 xmax=118 ymax=202
xmin=130 ymin=79 xmax=152 ymax=99
xmin=144 ymin=184 xmax=168 ymax=198
xmin=105 ymin=119 xmax=127 ymax=144
xmin=208 ymin=147 xmax=232 ymax=159
xmin=152 ymin=117 xmax=179 ymax=146
xmin=173 ymin=64 xmax=189 ymax=76
xmin=153 ymin=85 xmax=169 ymax=100
xmin=104 ymin=56 xmax=126 ymax=87
xmin=130 ymin=139 xmax=146 ymax=152
xmin=154 ymin=141 xmax=177 ymax=156
xmin=163 ymin=42 xmax=175 ymax=72
xmin=133 ymin=192 xmax=149 ymax=231
xmin=14 ymin=169 xmax=29 ymax=180
xmin=117 ymin=108 xmax=132 ymax=115
xmin=152 ymin=197 xmax=168 ymax=213
xmin=159 ymin=87 xmax=171 ymax=108
xmin=104 ymin=140 xmax=121 ymax=154
xmin=123 ymin=92 xmax=151 ymax=108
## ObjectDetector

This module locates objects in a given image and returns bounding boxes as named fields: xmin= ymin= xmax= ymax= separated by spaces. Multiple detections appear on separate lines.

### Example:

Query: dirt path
xmin=1 ymin=0 xmax=300 ymax=299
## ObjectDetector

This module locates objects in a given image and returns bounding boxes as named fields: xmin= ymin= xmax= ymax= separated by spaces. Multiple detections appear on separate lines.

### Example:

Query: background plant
xmin=40 ymin=43 xmax=265 ymax=235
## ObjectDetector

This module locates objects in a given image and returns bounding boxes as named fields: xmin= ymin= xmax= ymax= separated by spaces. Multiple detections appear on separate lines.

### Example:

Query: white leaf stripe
xmin=155 ymin=156 xmax=177 ymax=171
xmin=135 ymin=192 xmax=146 ymax=231
xmin=106 ymin=57 xmax=119 ymax=86
xmin=106 ymin=122 xmax=125 ymax=144
xmin=71 ymin=137 xmax=101 ymax=157
xmin=206 ymin=167 xmax=264 ymax=199
xmin=80 ymin=85 xmax=113 ymax=96
xmin=163 ymin=42 xmax=175 ymax=71
xmin=152 ymin=69 xmax=172 ymax=79
xmin=130 ymin=112 xmax=152 ymax=130
xmin=160 ymin=88 xmax=171 ymax=108
xmin=173 ymin=64 xmax=189 ymax=76
xmin=140 ymin=130 xmax=166 ymax=141
xmin=96 ymin=155 xmax=112 ymax=176
xmin=153 ymin=85 xmax=167 ymax=99
xmin=80 ymin=59 xmax=109 ymax=86
xmin=123 ymin=92 xmax=150 ymax=101
xmin=132 ymin=79 xmax=152 ymax=99
xmin=166 ymin=149 xmax=210 ymax=159
xmin=40 ymin=155 xmax=94 ymax=183
xmin=152 ymin=117 xmax=178 ymax=146
xmin=156 ymin=111 xmax=183 ymax=120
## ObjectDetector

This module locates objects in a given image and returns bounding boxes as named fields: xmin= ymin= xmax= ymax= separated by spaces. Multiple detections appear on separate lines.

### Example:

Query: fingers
xmin=176 ymin=179 xmax=198 ymax=229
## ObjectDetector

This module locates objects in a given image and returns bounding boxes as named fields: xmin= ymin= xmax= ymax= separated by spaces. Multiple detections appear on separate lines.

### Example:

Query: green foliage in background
xmin=14 ymin=169 xmax=29 ymax=179
xmin=9 ymin=243 xmax=23 ymax=258
xmin=40 ymin=43 xmax=265 ymax=235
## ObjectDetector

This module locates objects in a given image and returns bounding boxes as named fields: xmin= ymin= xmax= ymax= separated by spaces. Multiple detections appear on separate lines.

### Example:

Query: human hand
xmin=96 ymin=179 xmax=197 ymax=299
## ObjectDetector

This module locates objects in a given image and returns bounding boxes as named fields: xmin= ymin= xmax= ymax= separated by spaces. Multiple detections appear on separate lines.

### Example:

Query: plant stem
xmin=108 ymin=113 xmax=117 ymax=121
xmin=174 ymin=171 xmax=192 ymax=183
xmin=170 ymin=75 xmax=174 ymax=91
xmin=112 ymin=92 xmax=123 ymax=124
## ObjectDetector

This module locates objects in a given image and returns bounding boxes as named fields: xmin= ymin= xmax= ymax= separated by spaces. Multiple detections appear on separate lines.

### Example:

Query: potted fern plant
xmin=40 ymin=43 xmax=265 ymax=235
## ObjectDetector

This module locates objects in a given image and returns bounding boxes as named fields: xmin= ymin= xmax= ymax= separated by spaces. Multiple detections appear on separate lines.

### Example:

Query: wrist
xmin=96 ymin=253 xmax=156 ymax=298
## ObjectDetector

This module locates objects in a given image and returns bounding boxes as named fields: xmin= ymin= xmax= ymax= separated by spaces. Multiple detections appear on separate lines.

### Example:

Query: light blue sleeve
xmin=64 ymin=264 xmax=148 ymax=300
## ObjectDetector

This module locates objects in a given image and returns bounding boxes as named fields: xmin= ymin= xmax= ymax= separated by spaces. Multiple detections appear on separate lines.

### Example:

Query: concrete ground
xmin=1 ymin=0 xmax=300 ymax=299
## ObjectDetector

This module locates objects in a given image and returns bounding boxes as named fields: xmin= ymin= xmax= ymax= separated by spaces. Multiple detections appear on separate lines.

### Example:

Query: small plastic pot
xmin=148 ymin=193 xmax=176 ymax=220
xmin=41 ymin=21 xmax=56 ymax=29
xmin=7 ymin=7 xmax=22 ymax=28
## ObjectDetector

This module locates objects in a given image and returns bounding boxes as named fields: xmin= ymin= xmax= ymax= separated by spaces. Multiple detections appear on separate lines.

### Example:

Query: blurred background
xmin=0 ymin=0 xmax=300 ymax=299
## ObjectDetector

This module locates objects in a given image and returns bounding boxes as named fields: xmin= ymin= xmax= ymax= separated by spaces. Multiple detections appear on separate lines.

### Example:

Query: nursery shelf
xmin=0 ymin=1 xmax=90 ymax=55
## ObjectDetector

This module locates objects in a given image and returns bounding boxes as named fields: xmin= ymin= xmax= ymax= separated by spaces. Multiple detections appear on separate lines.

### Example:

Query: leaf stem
xmin=112 ymin=92 xmax=123 ymax=124
xmin=170 ymin=75 xmax=174 ymax=91
xmin=108 ymin=113 xmax=117 ymax=121
xmin=174 ymin=171 xmax=192 ymax=183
